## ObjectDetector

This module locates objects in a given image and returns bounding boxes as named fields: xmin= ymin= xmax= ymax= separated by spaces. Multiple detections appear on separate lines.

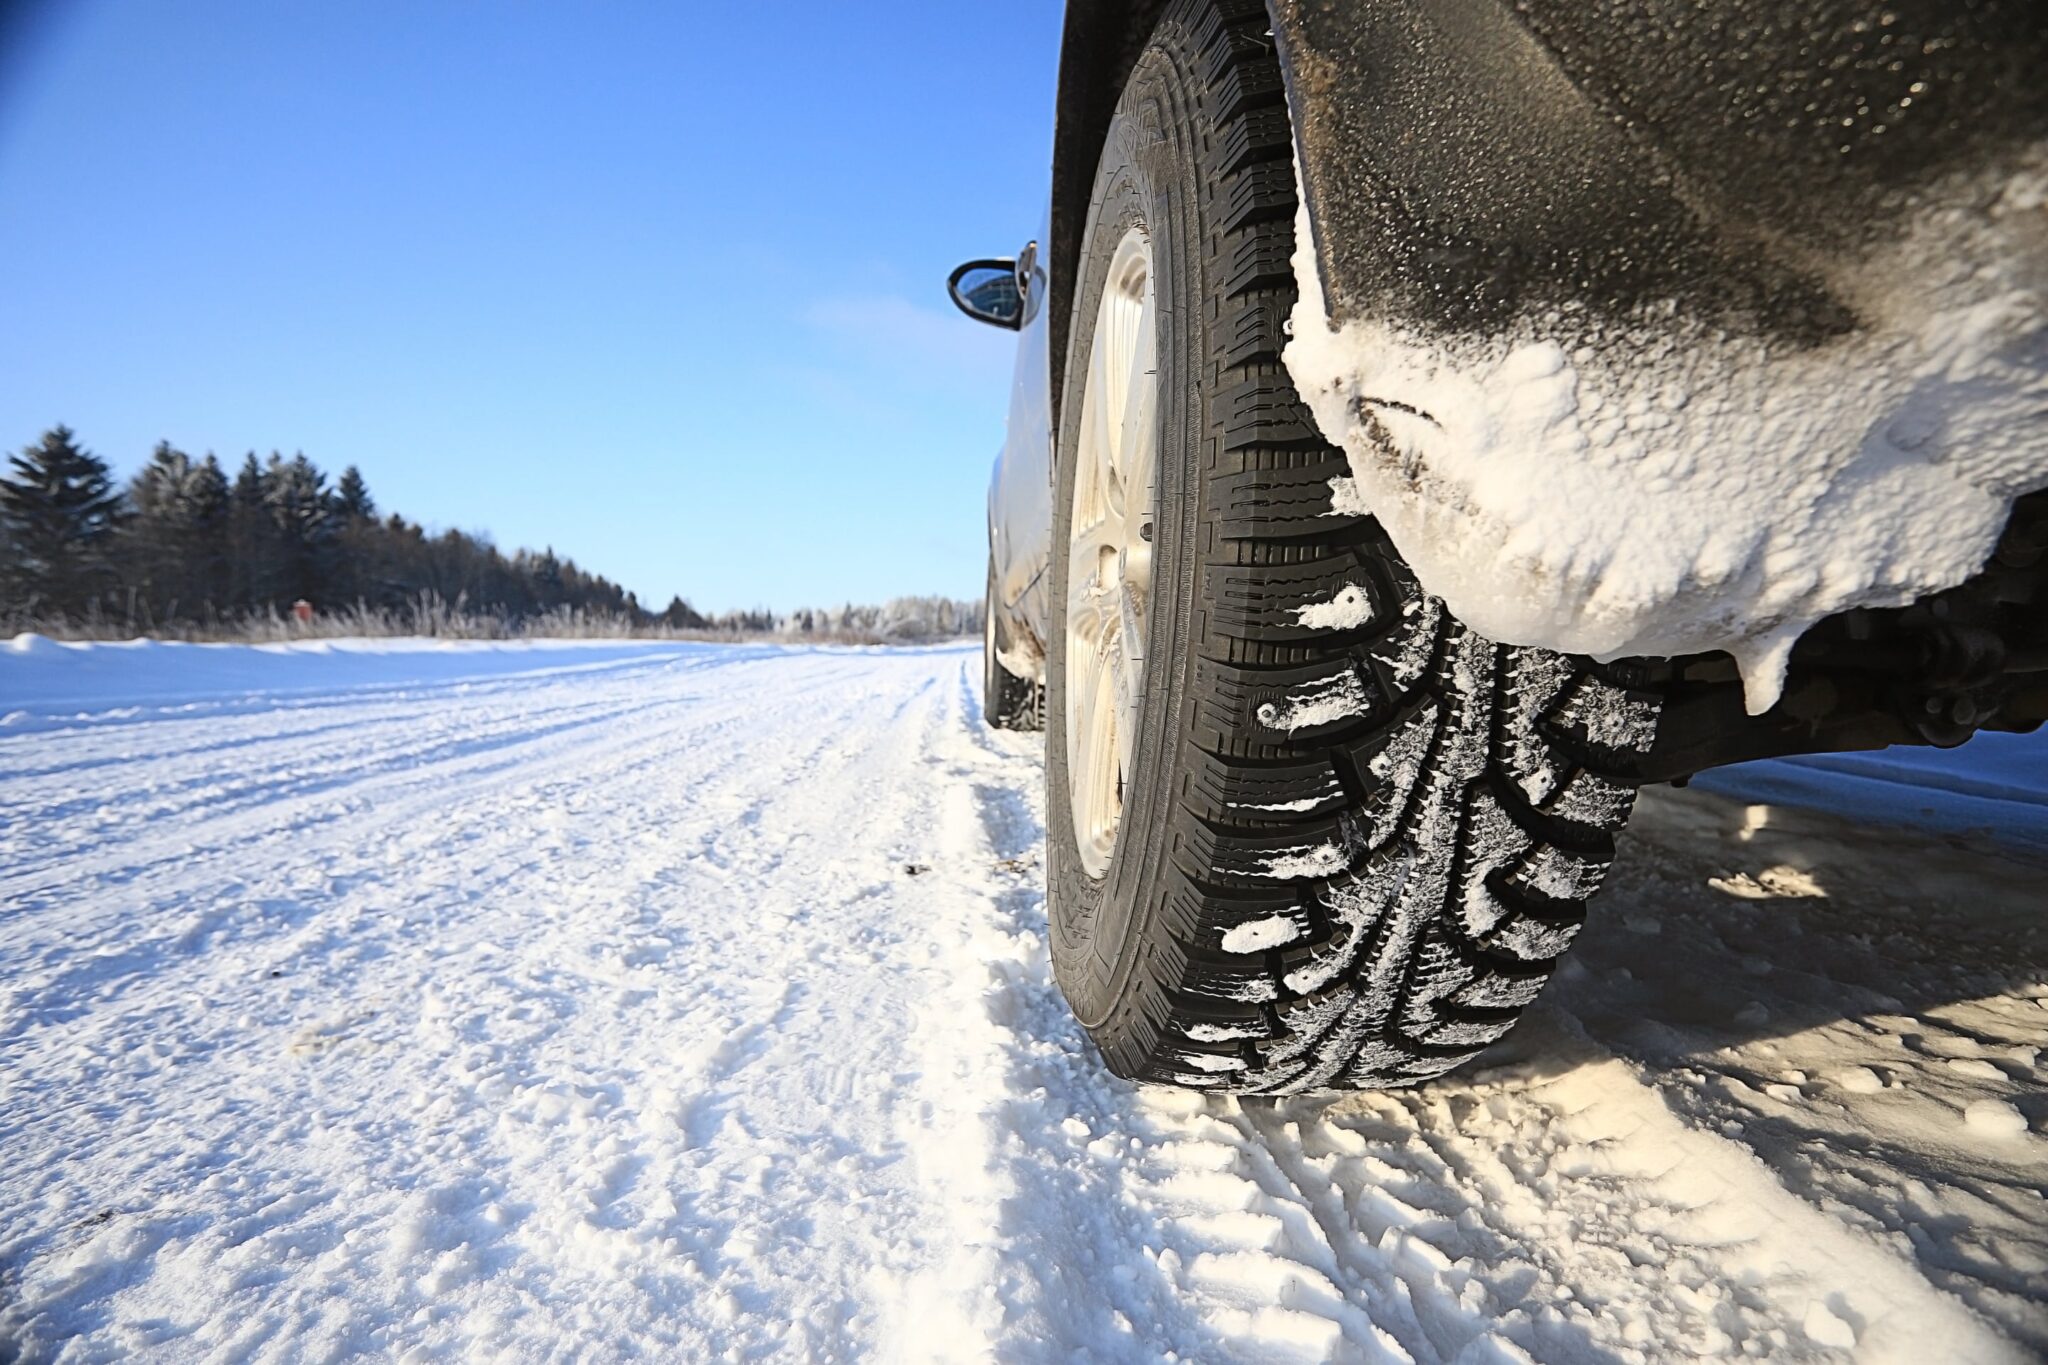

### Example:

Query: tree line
xmin=0 ymin=424 xmax=649 ymax=629
xmin=0 ymin=425 xmax=976 ymax=640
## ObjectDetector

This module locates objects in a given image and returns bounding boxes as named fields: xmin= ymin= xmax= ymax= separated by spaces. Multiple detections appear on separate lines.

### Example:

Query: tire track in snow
xmin=890 ymin=668 xmax=2043 ymax=1364
xmin=0 ymin=650 xmax=885 ymax=1042
xmin=0 ymin=648 xmax=837 ymax=892
xmin=903 ymin=668 xmax=1404 ymax=1363
xmin=4 ymin=646 xmax=955 ymax=1357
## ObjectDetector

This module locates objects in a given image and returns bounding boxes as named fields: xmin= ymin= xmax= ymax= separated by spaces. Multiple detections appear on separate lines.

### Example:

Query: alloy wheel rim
xmin=1065 ymin=227 xmax=1158 ymax=880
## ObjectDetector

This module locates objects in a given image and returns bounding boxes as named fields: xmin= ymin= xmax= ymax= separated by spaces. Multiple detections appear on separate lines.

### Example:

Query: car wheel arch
xmin=1048 ymin=0 xmax=1177 ymax=444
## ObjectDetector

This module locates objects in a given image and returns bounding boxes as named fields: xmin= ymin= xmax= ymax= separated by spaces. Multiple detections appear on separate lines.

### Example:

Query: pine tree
xmin=189 ymin=455 xmax=231 ymax=610
xmin=127 ymin=442 xmax=229 ymax=619
xmin=335 ymin=465 xmax=375 ymax=521
xmin=227 ymin=452 xmax=281 ymax=609
xmin=330 ymin=465 xmax=378 ymax=606
xmin=0 ymin=425 xmax=124 ymax=614
xmin=263 ymin=452 xmax=336 ymax=605
xmin=532 ymin=547 xmax=564 ymax=607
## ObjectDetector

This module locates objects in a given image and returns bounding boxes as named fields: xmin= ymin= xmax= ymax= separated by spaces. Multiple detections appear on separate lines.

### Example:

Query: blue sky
xmin=0 ymin=0 xmax=1061 ymax=612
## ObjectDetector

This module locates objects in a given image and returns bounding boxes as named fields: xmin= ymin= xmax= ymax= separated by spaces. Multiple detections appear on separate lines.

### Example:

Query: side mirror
xmin=948 ymin=258 xmax=1023 ymax=329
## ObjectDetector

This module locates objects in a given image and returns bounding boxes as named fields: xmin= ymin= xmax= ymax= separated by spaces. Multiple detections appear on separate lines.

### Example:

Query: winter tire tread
xmin=1046 ymin=0 xmax=1658 ymax=1093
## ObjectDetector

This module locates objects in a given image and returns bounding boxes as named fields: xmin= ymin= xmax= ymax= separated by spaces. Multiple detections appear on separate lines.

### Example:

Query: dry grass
xmin=2 ymin=593 xmax=968 ymax=647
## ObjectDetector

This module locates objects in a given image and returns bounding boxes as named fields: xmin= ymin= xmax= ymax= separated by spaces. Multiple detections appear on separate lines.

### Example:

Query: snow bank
xmin=1692 ymin=728 xmax=2048 ymax=859
xmin=1285 ymin=154 xmax=2048 ymax=712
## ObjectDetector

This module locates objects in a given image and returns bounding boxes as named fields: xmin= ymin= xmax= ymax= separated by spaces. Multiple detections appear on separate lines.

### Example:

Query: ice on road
xmin=2 ymin=638 xmax=2043 ymax=1363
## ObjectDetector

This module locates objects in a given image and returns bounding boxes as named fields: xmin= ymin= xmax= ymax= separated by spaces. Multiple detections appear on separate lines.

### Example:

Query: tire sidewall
xmin=1047 ymin=51 xmax=1212 ymax=1042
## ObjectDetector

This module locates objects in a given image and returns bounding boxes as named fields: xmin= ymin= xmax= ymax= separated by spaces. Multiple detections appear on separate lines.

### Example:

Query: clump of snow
xmin=1963 ymin=1098 xmax=2029 ymax=1140
xmin=1950 ymin=1057 xmax=2007 ymax=1081
xmin=1237 ymin=796 xmax=1326 ymax=813
xmin=1291 ymin=582 xmax=1375 ymax=631
xmin=1258 ymin=843 xmax=1349 ymax=880
xmin=1222 ymin=915 xmax=1303 ymax=953
xmin=1255 ymin=671 xmax=1371 ymax=733
xmin=1802 ymin=1301 xmax=1859 ymax=1350
xmin=1185 ymin=1020 xmax=1264 ymax=1043
xmin=1285 ymin=152 xmax=2048 ymax=712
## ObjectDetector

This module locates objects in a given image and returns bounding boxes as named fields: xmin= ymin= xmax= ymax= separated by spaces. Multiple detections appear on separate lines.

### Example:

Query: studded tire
xmin=1044 ymin=0 xmax=1660 ymax=1093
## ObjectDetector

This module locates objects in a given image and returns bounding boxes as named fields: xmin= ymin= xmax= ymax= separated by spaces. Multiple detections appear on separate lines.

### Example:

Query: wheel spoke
xmin=1063 ymin=227 xmax=1157 ymax=881
xmin=1085 ymin=315 xmax=1121 ymax=518
xmin=1070 ymin=641 xmax=1118 ymax=846
xmin=1102 ymin=297 xmax=1133 ymax=477
xmin=1117 ymin=290 xmax=1156 ymax=529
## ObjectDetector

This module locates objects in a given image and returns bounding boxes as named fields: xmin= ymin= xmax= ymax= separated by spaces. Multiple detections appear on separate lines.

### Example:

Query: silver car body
xmin=985 ymin=216 xmax=1054 ymax=682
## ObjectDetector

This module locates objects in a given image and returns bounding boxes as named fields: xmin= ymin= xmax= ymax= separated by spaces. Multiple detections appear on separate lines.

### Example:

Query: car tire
xmin=985 ymin=566 xmax=1043 ymax=731
xmin=1044 ymin=0 xmax=1661 ymax=1092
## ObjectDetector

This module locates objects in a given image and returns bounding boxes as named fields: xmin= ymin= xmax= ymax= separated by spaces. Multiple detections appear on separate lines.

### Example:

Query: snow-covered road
xmin=2 ymin=639 xmax=2043 ymax=1363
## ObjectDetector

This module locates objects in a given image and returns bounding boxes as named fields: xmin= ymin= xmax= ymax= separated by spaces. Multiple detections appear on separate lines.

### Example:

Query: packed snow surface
xmin=4 ymin=637 xmax=2046 ymax=1361
xmin=1284 ymin=158 xmax=2048 ymax=711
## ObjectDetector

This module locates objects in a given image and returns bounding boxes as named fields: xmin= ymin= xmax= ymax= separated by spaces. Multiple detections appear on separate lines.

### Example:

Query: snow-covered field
xmin=2 ymin=637 xmax=2044 ymax=1363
